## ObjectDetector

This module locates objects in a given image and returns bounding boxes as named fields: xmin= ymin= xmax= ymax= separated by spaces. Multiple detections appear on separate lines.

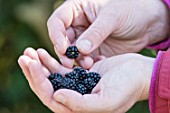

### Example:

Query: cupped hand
xmin=18 ymin=48 xmax=155 ymax=113
xmin=18 ymin=47 xmax=74 ymax=113
xmin=47 ymin=0 xmax=169 ymax=69
xmin=54 ymin=53 xmax=155 ymax=113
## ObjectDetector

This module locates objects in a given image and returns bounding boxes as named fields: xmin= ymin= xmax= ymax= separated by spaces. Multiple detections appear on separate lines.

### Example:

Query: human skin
xmin=47 ymin=0 xmax=169 ymax=69
xmin=18 ymin=48 xmax=155 ymax=113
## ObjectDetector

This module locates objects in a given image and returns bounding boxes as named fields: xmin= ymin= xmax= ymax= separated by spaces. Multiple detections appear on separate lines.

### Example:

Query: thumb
xmin=76 ymin=12 xmax=116 ymax=54
xmin=54 ymin=89 xmax=104 ymax=112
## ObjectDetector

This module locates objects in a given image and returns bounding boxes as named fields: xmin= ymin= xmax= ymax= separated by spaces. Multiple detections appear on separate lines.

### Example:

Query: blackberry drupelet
xmin=76 ymin=84 xmax=88 ymax=95
xmin=65 ymin=46 xmax=79 ymax=59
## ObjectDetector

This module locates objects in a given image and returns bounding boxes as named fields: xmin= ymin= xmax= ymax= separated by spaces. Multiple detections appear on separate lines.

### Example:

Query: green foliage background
xmin=0 ymin=0 xmax=157 ymax=113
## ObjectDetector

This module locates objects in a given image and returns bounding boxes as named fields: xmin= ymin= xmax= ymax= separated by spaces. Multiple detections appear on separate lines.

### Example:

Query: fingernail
xmin=56 ymin=94 xmax=65 ymax=103
xmin=77 ymin=39 xmax=92 ymax=51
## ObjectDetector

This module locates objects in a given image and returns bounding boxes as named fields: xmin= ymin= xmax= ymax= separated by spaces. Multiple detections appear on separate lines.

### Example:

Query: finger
xmin=54 ymin=89 xmax=107 ymax=113
xmin=76 ymin=12 xmax=116 ymax=54
xmin=24 ymin=47 xmax=50 ymax=77
xmin=47 ymin=1 xmax=74 ymax=55
xmin=54 ymin=27 xmax=75 ymax=68
xmin=94 ymin=55 xmax=106 ymax=62
xmin=18 ymin=55 xmax=36 ymax=93
xmin=28 ymin=60 xmax=73 ymax=113
xmin=78 ymin=56 xmax=94 ymax=69
xmin=66 ymin=27 xmax=76 ymax=43
xmin=37 ymin=48 xmax=72 ymax=75
xmin=24 ymin=47 xmax=40 ymax=61
xmin=54 ymin=47 xmax=75 ymax=69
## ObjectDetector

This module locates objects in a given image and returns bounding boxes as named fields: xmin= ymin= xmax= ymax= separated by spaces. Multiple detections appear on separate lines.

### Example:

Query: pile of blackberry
xmin=65 ymin=46 xmax=79 ymax=59
xmin=48 ymin=67 xmax=101 ymax=95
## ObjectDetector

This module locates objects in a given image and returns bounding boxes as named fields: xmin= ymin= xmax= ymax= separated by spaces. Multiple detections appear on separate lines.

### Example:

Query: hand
xmin=18 ymin=48 xmax=74 ymax=113
xmin=18 ymin=48 xmax=155 ymax=113
xmin=54 ymin=53 xmax=155 ymax=113
xmin=47 ymin=0 xmax=169 ymax=69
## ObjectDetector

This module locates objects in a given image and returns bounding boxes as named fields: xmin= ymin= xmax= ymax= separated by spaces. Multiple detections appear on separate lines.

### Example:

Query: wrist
xmin=138 ymin=56 xmax=155 ymax=101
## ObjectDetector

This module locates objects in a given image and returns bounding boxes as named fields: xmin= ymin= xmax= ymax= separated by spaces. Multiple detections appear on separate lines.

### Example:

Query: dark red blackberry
xmin=84 ymin=78 xmax=97 ymax=91
xmin=76 ymin=84 xmax=87 ymax=95
xmin=61 ymin=78 xmax=76 ymax=90
xmin=65 ymin=46 xmax=79 ymax=59
xmin=87 ymin=72 xmax=101 ymax=83
xmin=73 ymin=67 xmax=87 ymax=80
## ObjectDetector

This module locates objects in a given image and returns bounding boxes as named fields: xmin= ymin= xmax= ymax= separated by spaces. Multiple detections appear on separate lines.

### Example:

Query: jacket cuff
xmin=149 ymin=48 xmax=170 ymax=113
xmin=149 ymin=51 xmax=163 ymax=113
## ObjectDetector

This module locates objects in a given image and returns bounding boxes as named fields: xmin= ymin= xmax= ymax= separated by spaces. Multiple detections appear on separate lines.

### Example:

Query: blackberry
xmin=61 ymin=78 xmax=76 ymax=90
xmin=48 ymin=68 xmax=101 ymax=95
xmin=65 ymin=46 xmax=79 ymax=59
xmin=73 ymin=67 xmax=87 ymax=80
xmin=48 ymin=73 xmax=62 ymax=80
xmin=48 ymin=73 xmax=63 ymax=91
xmin=65 ymin=72 xmax=79 ymax=83
xmin=87 ymin=72 xmax=101 ymax=83
xmin=84 ymin=78 xmax=97 ymax=91
xmin=76 ymin=84 xmax=87 ymax=95
xmin=48 ymin=74 xmax=55 ymax=80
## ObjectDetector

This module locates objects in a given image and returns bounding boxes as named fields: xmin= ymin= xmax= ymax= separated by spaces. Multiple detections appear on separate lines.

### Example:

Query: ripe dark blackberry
xmin=65 ymin=72 xmax=79 ymax=83
xmin=65 ymin=46 xmax=79 ymax=59
xmin=48 ymin=73 xmax=63 ymax=91
xmin=49 ymin=73 xmax=62 ymax=80
xmin=73 ymin=67 xmax=87 ymax=80
xmin=61 ymin=78 xmax=76 ymax=90
xmin=87 ymin=72 xmax=101 ymax=83
xmin=48 ymin=68 xmax=101 ymax=95
xmin=76 ymin=84 xmax=88 ymax=95
xmin=84 ymin=78 xmax=97 ymax=91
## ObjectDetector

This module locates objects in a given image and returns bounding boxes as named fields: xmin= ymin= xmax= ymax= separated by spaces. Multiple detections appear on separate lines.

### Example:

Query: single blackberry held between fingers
xmin=48 ymin=67 xmax=101 ymax=95
xmin=65 ymin=46 xmax=79 ymax=59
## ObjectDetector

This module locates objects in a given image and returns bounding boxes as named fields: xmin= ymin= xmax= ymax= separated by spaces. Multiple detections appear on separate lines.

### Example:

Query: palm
xmin=53 ymin=53 xmax=155 ymax=113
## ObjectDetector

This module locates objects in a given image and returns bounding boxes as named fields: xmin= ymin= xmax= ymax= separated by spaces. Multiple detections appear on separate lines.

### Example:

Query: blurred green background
xmin=0 ymin=0 xmax=157 ymax=113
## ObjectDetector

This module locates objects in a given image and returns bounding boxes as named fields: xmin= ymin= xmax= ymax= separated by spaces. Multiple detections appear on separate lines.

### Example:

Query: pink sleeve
xmin=147 ymin=0 xmax=170 ymax=50
xmin=149 ymin=51 xmax=163 ymax=113
xmin=164 ymin=0 xmax=170 ymax=8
